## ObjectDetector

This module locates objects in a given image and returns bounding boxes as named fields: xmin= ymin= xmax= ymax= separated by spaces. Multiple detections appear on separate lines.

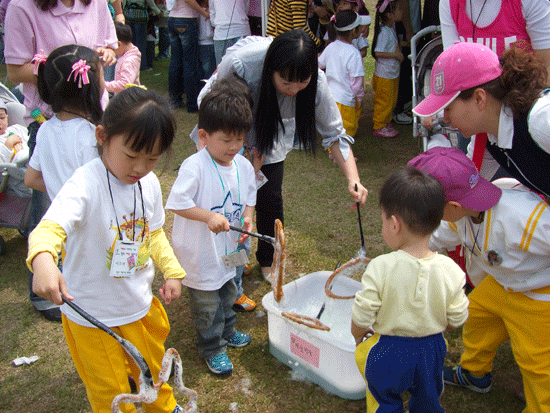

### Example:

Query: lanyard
xmin=209 ymin=156 xmax=242 ymax=254
xmin=106 ymin=167 xmax=145 ymax=241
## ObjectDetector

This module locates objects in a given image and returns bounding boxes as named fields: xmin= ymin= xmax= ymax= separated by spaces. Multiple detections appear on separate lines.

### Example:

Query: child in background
xmin=105 ymin=22 xmax=142 ymax=95
xmin=352 ymin=165 xmax=469 ymax=413
xmin=335 ymin=0 xmax=371 ymax=57
xmin=25 ymin=45 xmax=103 ymax=201
xmin=166 ymin=77 xmax=256 ymax=375
xmin=209 ymin=0 xmax=251 ymax=65
xmin=0 ymin=100 xmax=29 ymax=164
xmin=409 ymin=147 xmax=550 ymax=412
xmin=197 ymin=0 xmax=216 ymax=81
xmin=319 ymin=10 xmax=367 ymax=138
xmin=371 ymin=0 xmax=403 ymax=138
xmin=27 ymin=87 xmax=186 ymax=413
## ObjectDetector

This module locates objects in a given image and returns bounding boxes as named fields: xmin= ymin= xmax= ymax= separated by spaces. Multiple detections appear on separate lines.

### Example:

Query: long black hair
xmin=254 ymin=29 xmax=319 ymax=155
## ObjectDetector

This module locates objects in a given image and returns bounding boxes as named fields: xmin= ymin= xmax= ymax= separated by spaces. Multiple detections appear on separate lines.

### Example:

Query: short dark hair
xmin=101 ymin=87 xmax=176 ymax=155
xmin=379 ymin=166 xmax=445 ymax=235
xmin=114 ymin=22 xmax=133 ymax=44
xmin=198 ymin=76 xmax=253 ymax=136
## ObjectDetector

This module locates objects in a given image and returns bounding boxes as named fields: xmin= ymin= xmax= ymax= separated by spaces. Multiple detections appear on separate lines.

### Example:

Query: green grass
xmin=0 ymin=24 xmax=525 ymax=413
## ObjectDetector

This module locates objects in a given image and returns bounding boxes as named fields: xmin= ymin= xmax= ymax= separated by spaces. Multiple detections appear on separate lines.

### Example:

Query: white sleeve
xmin=527 ymin=93 xmax=550 ymax=154
xmin=522 ymin=0 xmax=550 ymax=50
xmin=439 ymin=0 xmax=460 ymax=50
xmin=165 ymin=158 xmax=201 ymax=211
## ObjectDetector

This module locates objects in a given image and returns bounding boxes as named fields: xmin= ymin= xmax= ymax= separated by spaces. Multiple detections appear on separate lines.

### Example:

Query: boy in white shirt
xmin=166 ymin=76 xmax=256 ymax=375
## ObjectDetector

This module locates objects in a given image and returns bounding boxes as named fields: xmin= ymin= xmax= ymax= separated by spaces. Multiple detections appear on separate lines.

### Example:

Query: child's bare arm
xmin=351 ymin=320 xmax=374 ymax=346
xmin=171 ymin=206 xmax=229 ymax=233
xmin=374 ymin=51 xmax=404 ymax=62
xmin=24 ymin=166 xmax=47 ymax=192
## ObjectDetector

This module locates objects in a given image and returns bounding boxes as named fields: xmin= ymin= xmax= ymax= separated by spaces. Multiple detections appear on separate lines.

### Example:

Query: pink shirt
xmin=105 ymin=45 xmax=141 ymax=95
xmin=168 ymin=0 xmax=198 ymax=18
xmin=450 ymin=0 xmax=532 ymax=56
xmin=4 ymin=0 xmax=117 ymax=123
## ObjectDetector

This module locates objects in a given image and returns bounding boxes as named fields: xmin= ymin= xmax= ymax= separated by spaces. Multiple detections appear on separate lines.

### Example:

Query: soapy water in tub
xmin=274 ymin=273 xmax=360 ymax=346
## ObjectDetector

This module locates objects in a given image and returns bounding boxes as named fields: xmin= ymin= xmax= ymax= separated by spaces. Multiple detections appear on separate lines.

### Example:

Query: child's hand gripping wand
xmin=61 ymin=296 xmax=198 ymax=413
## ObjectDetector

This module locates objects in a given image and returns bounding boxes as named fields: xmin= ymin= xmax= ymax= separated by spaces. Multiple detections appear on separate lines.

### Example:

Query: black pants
xmin=255 ymin=161 xmax=284 ymax=268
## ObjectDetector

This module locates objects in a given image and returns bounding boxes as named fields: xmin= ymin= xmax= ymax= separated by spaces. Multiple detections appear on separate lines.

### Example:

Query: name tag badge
xmin=110 ymin=240 xmax=140 ymax=277
xmin=221 ymin=249 xmax=248 ymax=269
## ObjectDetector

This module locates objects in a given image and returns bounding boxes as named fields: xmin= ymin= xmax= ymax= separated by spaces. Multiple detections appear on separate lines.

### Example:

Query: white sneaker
xmin=393 ymin=112 xmax=413 ymax=125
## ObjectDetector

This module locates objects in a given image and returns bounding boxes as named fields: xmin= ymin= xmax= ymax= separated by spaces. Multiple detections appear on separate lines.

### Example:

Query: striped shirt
xmin=266 ymin=0 xmax=321 ymax=47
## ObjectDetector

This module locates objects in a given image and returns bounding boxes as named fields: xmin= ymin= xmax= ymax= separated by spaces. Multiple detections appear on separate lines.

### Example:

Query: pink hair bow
xmin=67 ymin=59 xmax=91 ymax=88
xmin=377 ymin=0 xmax=393 ymax=12
xmin=31 ymin=50 xmax=48 ymax=75
xmin=330 ymin=14 xmax=337 ymax=23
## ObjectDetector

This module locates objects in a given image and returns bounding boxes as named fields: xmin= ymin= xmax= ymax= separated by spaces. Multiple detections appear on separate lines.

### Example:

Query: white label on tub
xmin=290 ymin=333 xmax=320 ymax=368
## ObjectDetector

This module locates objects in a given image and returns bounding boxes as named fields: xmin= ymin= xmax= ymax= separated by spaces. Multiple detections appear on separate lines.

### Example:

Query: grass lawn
xmin=0 ymin=17 xmax=525 ymax=413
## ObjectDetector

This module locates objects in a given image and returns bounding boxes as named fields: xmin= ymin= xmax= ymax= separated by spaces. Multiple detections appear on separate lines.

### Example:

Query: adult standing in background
xmin=210 ymin=0 xmax=251 ymax=65
xmin=439 ymin=0 xmax=550 ymax=78
xmin=266 ymin=0 xmax=322 ymax=49
xmin=4 ymin=0 xmax=117 ymax=321
xmin=167 ymin=0 xmax=206 ymax=112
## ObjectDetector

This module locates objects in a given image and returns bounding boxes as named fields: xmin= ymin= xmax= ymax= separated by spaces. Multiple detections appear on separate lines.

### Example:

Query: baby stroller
xmin=0 ymin=82 xmax=31 ymax=255
xmin=410 ymin=25 xmax=459 ymax=152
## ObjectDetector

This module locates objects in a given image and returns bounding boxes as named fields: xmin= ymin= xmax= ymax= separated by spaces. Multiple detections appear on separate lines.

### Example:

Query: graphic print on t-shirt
xmin=211 ymin=191 xmax=243 ymax=224
xmin=106 ymin=213 xmax=151 ymax=270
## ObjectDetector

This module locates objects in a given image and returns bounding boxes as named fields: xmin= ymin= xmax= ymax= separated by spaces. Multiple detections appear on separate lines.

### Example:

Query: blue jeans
xmin=168 ymin=17 xmax=199 ymax=112
xmin=128 ymin=20 xmax=149 ymax=71
xmin=187 ymin=279 xmax=238 ymax=358
xmin=213 ymin=37 xmax=240 ymax=66
xmin=198 ymin=43 xmax=216 ymax=81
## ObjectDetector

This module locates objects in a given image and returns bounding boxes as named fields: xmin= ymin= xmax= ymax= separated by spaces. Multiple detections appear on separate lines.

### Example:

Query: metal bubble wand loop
xmin=61 ymin=296 xmax=198 ymax=413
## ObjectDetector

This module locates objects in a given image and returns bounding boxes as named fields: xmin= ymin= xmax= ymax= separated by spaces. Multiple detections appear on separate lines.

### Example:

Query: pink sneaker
xmin=373 ymin=125 xmax=399 ymax=138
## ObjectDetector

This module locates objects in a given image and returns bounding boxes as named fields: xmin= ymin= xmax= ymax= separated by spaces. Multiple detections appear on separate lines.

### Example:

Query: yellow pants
xmin=336 ymin=102 xmax=362 ymax=137
xmin=461 ymin=275 xmax=550 ymax=413
xmin=62 ymin=297 xmax=177 ymax=413
xmin=372 ymin=74 xmax=399 ymax=131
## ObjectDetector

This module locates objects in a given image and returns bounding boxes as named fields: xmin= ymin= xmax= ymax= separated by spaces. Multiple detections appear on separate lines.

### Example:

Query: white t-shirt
xmin=198 ymin=9 xmax=214 ymax=46
xmin=210 ymin=0 xmax=251 ymax=41
xmin=166 ymin=149 xmax=256 ymax=290
xmin=373 ymin=24 xmax=400 ymax=79
xmin=318 ymin=40 xmax=365 ymax=107
xmin=353 ymin=34 xmax=369 ymax=52
xmin=43 ymin=157 xmax=165 ymax=327
xmin=29 ymin=116 xmax=98 ymax=200
xmin=0 ymin=124 xmax=29 ymax=164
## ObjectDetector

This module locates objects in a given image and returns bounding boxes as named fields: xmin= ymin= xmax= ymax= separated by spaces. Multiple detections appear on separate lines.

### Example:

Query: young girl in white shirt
xmin=319 ymin=10 xmax=368 ymax=137
xmin=26 ymin=87 xmax=187 ymax=413
xmin=25 ymin=44 xmax=103 ymax=201
xmin=371 ymin=0 xmax=403 ymax=138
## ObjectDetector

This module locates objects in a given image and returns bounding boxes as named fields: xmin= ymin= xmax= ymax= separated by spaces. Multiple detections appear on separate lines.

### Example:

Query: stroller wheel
xmin=0 ymin=235 xmax=5 ymax=255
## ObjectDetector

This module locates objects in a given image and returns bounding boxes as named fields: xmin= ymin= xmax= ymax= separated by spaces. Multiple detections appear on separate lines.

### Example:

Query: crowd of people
xmin=1 ymin=0 xmax=550 ymax=412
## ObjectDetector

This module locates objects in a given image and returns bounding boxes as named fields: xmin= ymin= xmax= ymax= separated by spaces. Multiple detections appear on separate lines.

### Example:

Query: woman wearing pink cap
xmin=413 ymin=41 xmax=550 ymax=200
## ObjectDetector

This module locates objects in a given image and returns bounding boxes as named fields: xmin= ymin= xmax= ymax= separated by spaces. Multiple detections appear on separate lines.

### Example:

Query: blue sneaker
xmin=205 ymin=352 xmax=233 ymax=375
xmin=172 ymin=405 xmax=183 ymax=413
xmin=227 ymin=331 xmax=251 ymax=348
xmin=443 ymin=365 xmax=492 ymax=393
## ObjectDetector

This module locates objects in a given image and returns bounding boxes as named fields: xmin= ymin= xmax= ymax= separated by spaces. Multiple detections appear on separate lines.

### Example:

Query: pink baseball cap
xmin=408 ymin=147 xmax=502 ymax=211
xmin=412 ymin=42 xmax=503 ymax=117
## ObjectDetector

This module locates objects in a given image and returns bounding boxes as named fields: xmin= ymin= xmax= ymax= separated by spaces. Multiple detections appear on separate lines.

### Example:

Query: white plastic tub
xmin=262 ymin=271 xmax=366 ymax=400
